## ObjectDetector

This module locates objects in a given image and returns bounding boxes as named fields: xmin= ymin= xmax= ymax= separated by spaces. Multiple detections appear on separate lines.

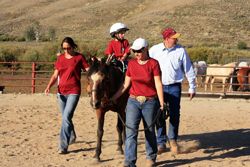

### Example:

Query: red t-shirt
xmin=55 ymin=53 xmax=89 ymax=95
xmin=126 ymin=58 xmax=161 ymax=97
xmin=105 ymin=39 xmax=130 ymax=58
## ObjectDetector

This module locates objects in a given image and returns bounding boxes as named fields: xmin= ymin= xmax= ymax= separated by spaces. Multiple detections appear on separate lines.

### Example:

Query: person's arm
xmin=182 ymin=49 xmax=196 ymax=100
xmin=121 ymin=40 xmax=130 ymax=61
xmin=85 ymin=67 xmax=89 ymax=71
xmin=44 ymin=69 xmax=59 ymax=95
xmin=154 ymin=75 xmax=164 ymax=110
xmin=106 ymin=54 xmax=114 ymax=64
xmin=111 ymin=75 xmax=131 ymax=101
xmin=121 ymin=53 xmax=128 ymax=61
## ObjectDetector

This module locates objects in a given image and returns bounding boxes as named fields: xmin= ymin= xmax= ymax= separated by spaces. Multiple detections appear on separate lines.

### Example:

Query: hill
xmin=0 ymin=0 xmax=249 ymax=48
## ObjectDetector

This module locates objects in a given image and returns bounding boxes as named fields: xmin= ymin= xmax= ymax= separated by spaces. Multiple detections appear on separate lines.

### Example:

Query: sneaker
xmin=58 ymin=149 xmax=68 ymax=154
xmin=168 ymin=140 xmax=179 ymax=154
xmin=157 ymin=144 xmax=167 ymax=155
xmin=123 ymin=161 xmax=129 ymax=167
xmin=146 ymin=159 xmax=156 ymax=167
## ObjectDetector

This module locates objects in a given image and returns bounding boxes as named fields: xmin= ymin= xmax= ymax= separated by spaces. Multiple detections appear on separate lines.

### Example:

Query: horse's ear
xmin=87 ymin=56 xmax=100 ymax=66
xmin=100 ymin=57 xmax=107 ymax=64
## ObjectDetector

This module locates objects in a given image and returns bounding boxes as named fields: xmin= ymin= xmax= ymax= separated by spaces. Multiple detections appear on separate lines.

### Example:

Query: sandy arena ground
xmin=0 ymin=94 xmax=249 ymax=167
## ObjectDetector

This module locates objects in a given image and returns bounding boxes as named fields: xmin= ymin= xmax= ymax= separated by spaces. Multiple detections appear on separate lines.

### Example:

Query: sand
xmin=0 ymin=94 xmax=249 ymax=167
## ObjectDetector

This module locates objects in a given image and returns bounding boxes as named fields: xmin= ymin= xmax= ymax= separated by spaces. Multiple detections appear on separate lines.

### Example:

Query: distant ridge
xmin=0 ymin=0 xmax=249 ymax=47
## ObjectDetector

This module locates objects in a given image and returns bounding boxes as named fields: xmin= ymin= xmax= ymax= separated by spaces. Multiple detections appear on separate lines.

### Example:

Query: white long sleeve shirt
xmin=149 ymin=43 xmax=196 ymax=93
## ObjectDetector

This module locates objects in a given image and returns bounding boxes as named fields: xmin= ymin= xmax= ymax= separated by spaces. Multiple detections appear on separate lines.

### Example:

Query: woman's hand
xmin=44 ymin=87 xmax=50 ymax=95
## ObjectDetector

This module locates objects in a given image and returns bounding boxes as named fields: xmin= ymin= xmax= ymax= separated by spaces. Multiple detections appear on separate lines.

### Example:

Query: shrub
xmin=0 ymin=34 xmax=17 ymax=41
xmin=48 ymin=27 xmax=56 ymax=41
xmin=41 ymin=43 xmax=59 ymax=62
xmin=22 ymin=49 xmax=41 ymax=62
xmin=187 ymin=47 xmax=209 ymax=62
xmin=24 ymin=26 xmax=36 ymax=41
xmin=237 ymin=41 xmax=247 ymax=50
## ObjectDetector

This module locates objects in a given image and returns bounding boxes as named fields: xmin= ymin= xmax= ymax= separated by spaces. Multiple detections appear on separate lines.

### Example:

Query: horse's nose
xmin=94 ymin=101 xmax=101 ymax=109
xmin=90 ymin=100 xmax=100 ymax=109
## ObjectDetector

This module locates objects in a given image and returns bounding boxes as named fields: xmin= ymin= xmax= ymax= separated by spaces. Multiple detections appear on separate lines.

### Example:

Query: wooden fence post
xmin=32 ymin=62 xmax=36 ymax=93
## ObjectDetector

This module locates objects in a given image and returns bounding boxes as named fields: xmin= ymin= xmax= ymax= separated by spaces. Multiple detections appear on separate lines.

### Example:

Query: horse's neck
xmin=108 ymin=67 xmax=124 ymax=96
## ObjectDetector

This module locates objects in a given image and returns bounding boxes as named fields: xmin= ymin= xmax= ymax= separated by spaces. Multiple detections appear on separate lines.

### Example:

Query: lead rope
xmin=117 ymin=106 xmax=169 ymax=132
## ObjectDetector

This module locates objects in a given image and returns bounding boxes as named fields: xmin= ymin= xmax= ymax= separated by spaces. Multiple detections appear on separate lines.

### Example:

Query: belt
xmin=130 ymin=95 xmax=157 ymax=103
xmin=164 ymin=82 xmax=181 ymax=86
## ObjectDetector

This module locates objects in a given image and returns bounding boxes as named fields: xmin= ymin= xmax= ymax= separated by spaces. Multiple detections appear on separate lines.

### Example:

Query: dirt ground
xmin=0 ymin=94 xmax=250 ymax=167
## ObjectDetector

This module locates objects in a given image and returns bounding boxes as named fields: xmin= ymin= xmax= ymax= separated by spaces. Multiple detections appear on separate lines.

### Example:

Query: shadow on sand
xmin=157 ymin=128 xmax=250 ymax=167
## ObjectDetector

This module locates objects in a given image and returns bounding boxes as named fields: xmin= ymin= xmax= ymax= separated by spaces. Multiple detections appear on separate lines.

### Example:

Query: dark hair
xmin=61 ymin=37 xmax=78 ymax=49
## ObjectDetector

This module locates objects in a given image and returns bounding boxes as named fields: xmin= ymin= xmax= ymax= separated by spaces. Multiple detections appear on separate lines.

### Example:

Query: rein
xmin=117 ymin=106 xmax=170 ymax=132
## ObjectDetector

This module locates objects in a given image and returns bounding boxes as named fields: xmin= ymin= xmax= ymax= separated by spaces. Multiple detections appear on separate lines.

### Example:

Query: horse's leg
xmin=238 ymin=72 xmax=244 ymax=91
xmin=228 ymin=77 xmax=233 ymax=92
xmin=201 ymin=75 xmax=205 ymax=88
xmin=195 ymin=77 xmax=198 ymax=88
xmin=243 ymin=70 xmax=248 ymax=91
xmin=116 ymin=110 xmax=126 ymax=154
xmin=205 ymin=76 xmax=210 ymax=91
xmin=211 ymin=78 xmax=215 ymax=92
xmin=93 ymin=109 xmax=105 ymax=161
xmin=224 ymin=77 xmax=230 ymax=93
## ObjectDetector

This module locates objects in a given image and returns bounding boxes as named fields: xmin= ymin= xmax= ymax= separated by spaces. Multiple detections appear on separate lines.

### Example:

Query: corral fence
xmin=0 ymin=61 xmax=249 ymax=98
xmin=0 ymin=61 xmax=88 ymax=95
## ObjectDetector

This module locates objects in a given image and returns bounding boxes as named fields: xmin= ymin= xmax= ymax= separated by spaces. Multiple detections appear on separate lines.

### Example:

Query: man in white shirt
xmin=149 ymin=27 xmax=196 ymax=154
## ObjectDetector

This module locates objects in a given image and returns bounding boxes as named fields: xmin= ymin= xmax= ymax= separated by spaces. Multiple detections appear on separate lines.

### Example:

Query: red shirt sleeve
xmin=105 ymin=40 xmax=114 ymax=56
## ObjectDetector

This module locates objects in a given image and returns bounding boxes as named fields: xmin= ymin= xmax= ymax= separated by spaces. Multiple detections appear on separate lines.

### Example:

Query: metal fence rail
xmin=0 ymin=61 xmax=249 ymax=98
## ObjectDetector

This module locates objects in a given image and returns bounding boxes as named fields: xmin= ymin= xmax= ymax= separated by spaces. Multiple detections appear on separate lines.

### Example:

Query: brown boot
xmin=168 ymin=140 xmax=179 ymax=154
xmin=157 ymin=144 xmax=167 ymax=155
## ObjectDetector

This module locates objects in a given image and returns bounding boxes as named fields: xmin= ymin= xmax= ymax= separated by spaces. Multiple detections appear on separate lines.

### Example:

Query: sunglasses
xmin=62 ymin=47 xmax=72 ymax=50
xmin=132 ymin=49 xmax=143 ymax=53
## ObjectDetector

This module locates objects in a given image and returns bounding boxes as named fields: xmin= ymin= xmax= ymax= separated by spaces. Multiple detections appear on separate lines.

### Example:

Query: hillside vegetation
xmin=0 ymin=0 xmax=249 ymax=62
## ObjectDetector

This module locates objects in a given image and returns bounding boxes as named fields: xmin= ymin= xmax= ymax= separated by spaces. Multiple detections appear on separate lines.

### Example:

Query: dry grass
xmin=0 ymin=0 xmax=249 ymax=48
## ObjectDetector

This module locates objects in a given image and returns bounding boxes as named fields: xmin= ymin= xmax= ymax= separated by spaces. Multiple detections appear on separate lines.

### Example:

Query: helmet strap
xmin=114 ymin=34 xmax=121 ymax=41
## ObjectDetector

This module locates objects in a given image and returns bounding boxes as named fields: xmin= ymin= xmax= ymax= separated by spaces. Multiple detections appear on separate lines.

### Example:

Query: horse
xmin=230 ymin=62 xmax=249 ymax=91
xmin=86 ymin=57 xmax=129 ymax=161
xmin=193 ymin=61 xmax=207 ymax=87
xmin=236 ymin=67 xmax=250 ymax=91
xmin=205 ymin=62 xmax=237 ymax=92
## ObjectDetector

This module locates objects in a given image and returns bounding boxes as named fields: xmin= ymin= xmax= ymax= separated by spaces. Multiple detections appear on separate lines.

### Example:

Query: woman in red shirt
xmin=45 ymin=37 xmax=89 ymax=154
xmin=111 ymin=38 xmax=164 ymax=167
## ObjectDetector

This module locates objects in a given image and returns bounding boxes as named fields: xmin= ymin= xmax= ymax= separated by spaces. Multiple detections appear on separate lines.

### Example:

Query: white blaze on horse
xmin=205 ymin=62 xmax=237 ymax=92
xmin=193 ymin=61 xmax=207 ymax=87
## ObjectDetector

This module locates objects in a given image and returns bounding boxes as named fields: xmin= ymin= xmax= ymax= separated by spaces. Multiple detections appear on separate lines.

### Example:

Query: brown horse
xmin=86 ymin=57 xmax=129 ymax=161
xmin=236 ymin=67 xmax=250 ymax=91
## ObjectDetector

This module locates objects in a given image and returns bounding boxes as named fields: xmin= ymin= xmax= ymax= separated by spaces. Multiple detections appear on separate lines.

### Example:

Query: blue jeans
xmin=57 ymin=93 xmax=80 ymax=151
xmin=124 ymin=97 xmax=158 ymax=167
xmin=156 ymin=83 xmax=181 ymax=147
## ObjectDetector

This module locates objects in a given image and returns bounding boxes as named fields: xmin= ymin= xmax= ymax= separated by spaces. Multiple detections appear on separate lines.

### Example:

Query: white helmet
xmin=109 ymin=22 xmax=129 ymax=37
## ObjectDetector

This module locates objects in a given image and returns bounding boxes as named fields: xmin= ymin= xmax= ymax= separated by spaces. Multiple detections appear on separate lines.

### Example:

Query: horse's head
xmin=87 ymin=58 xmax=109 ymax=109
xmin=86 ymin=56 xmax=124 ymax=109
